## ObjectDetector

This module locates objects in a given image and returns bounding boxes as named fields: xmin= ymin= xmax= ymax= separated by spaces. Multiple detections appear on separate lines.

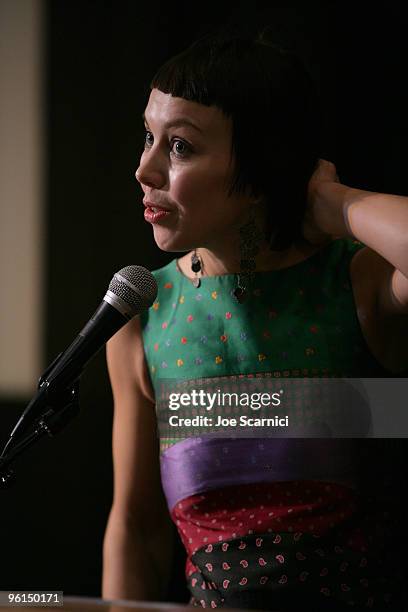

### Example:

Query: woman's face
xmin=136 ymin=88 xmax=255 ymax=252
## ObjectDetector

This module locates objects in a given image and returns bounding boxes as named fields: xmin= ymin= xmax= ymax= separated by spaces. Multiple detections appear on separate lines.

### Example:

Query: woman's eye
xmin=143 ymin=131 xmax=190 ymax=158
xmin=144 ymin=130 xmax=154 ymax=147
xmin=171 ymin=139 xmax=190 ymax=158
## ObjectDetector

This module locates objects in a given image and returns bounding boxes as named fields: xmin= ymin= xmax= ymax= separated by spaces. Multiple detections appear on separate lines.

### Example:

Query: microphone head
xmin=107 ymin=265 xmax=158 ymax=318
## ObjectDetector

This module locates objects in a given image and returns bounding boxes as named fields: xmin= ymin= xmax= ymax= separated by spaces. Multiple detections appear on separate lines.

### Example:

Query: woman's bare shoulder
xmin=350 ymin=245 xmax=408 ymax=373
xmin=107 ymin=315 xmax=155 ymax=404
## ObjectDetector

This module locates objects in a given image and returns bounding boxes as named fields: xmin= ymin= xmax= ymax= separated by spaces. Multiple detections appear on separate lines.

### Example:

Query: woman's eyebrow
xmin=142 ymin=113 xmax=203 ymax=133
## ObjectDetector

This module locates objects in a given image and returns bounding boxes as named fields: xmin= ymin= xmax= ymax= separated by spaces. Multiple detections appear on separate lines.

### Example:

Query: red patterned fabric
xmin=171 ymin=480 xmax=369 ymax=578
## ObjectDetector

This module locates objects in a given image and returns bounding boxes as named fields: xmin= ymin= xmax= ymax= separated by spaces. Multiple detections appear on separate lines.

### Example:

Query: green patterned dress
xmin=140 ymin=239 xmax=404 ymax=610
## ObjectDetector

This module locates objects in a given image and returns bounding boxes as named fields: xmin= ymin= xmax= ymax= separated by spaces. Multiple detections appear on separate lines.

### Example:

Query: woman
xmin=102 ymin=31 xmax=408 ymax=610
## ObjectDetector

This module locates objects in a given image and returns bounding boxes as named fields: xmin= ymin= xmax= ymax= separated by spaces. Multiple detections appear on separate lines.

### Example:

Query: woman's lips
xmin=143 ymin=204 xmax=172 ymax=224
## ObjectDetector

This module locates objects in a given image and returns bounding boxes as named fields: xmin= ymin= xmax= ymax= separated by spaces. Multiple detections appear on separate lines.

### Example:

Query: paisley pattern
xmin=140 ymin=239 xmax=403 ymax=609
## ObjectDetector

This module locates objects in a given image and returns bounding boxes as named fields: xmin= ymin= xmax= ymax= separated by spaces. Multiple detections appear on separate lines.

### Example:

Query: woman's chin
xmin=152 ymin=227 xmax=196 ymax=253
xmin=153 ymin=235 xmax=191 ymax=253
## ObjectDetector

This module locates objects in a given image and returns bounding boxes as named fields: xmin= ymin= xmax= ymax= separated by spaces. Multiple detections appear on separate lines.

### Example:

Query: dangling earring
xmin=191 ymin=249 xmax=203 ymax=288
xmin=233 ymin=208 xmax=263 ymax=303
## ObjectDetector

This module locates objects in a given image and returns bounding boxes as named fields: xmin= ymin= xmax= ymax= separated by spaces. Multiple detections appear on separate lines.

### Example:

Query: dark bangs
xmin=151 ymin=35 xmax=258 ymax=110
xmin=151 ymin=33 xmax=322 ymax=250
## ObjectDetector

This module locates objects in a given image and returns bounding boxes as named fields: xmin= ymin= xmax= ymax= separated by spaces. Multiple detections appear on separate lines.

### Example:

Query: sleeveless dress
xmin=140 ymin=238 xmax=404 ymax=611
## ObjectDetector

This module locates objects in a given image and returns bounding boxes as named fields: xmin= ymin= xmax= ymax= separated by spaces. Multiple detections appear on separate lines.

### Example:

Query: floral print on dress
xmin=140 ymin=239 xmax=388 ymax=382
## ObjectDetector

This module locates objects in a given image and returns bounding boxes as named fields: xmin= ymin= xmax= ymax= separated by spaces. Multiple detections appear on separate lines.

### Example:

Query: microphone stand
xmin=0 ymin=370 xmax=81 ymax=489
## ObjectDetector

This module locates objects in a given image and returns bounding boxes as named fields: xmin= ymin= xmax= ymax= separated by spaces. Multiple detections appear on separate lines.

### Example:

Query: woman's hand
xmin=303 ymin=159 xmax=346 ymax=245
xmin=309 ymin=158 xmax=340 ymax=186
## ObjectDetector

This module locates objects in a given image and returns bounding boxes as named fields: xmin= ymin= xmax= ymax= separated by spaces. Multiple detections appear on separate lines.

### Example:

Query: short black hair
xmin=151 ymin=30 xmax=322 ymax=250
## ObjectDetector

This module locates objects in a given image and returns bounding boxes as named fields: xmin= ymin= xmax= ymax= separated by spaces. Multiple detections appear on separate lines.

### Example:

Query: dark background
xmin=1 ymin=0 xmax=407 ymax=602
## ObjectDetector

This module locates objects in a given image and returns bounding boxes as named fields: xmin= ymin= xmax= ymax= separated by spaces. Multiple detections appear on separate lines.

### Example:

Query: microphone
xmin=6 ymin=265 xmax=157 ymax=447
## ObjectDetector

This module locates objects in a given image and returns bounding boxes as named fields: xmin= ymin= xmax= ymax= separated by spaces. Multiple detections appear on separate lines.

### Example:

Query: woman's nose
xmin=135 ymin=152 xmax=166 ymax=189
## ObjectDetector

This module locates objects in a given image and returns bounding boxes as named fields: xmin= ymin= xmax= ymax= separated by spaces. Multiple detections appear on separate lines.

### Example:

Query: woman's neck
xmin=177 ymin=238 xmax=323 ymax=280
xmin=198 ymin=238 xmax=316 ymax=276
